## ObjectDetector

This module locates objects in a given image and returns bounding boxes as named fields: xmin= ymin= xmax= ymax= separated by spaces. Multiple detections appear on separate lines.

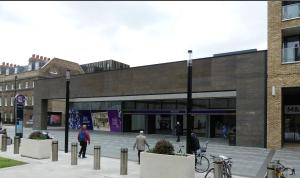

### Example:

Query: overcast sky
xmin=0 ymin=1 xmax=267 ymax=67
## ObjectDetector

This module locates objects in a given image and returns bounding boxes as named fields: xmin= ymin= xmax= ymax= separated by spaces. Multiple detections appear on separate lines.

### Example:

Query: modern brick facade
xmin=267 ymin=1 xmax=300 ymax=148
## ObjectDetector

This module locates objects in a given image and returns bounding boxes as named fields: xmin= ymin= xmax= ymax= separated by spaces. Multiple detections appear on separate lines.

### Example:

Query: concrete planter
xmin=20 ymin=138 xmax=52 ymax=159
xmin=140 ymin=152 xmax=195 ymax=178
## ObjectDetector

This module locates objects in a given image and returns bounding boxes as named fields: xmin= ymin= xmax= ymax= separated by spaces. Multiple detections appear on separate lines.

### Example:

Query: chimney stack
xmin=36 ymin=55 xmax=39 ymax=59
xmin=44 ymin=56 xmax=47 ymax=60
xmin=32 ymin=54 xmax=35 ymax=58
xmin=40 ymin=56 xmax=43 ymax=60
xmin=6 ymin=63 xmax=9 ymax=66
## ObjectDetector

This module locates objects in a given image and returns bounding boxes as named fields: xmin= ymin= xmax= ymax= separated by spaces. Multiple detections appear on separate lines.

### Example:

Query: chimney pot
xmin=6 ymin=63 xmax=9 ymax=66
xmin=44 ymin=57 xmax=47 ymax=60
xmin=40 ymin=56 xmax=43 ymax=60
xmin=36 ymin=55 xmax=39 ymax=59
xmin=32 ymin=54 xmax=35 ymax=58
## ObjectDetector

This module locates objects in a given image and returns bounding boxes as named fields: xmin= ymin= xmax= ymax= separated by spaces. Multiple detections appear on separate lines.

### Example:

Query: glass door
xmin=284 ymin=115 xmax=300 ymax=143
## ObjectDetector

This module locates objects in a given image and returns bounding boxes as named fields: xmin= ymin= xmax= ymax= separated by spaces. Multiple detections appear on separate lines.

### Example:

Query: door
xmin=147 ymin=115 xmax=156 ymax=134
xmin=284 ymin=115 xmax=300 ymax=143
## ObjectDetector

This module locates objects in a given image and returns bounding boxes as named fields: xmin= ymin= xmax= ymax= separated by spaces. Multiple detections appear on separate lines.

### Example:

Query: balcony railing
xmin=282 ymin=47 xmax=300 ymax=63
xmin=282 ymin=3 xmax=300 ymax=20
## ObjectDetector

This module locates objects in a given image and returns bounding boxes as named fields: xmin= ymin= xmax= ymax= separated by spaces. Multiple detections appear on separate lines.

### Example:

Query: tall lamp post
xmin=14 ymin=75 xmax=17 ymax=136
xmin=186 ymin=50 xmax=193 ymax=154
xmin=64 ymin=70 xmax=70 ymax=153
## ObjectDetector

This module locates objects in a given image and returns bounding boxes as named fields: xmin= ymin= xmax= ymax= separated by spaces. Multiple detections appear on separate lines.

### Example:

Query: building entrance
xmin=209 ymin=115 xmax=236 ymax=138
xmin=283 ymin=87 xmax=300 ymax=144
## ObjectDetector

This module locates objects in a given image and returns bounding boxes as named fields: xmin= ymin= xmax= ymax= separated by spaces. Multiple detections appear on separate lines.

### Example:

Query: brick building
xmin=0 ymin=54 xmax=84 ymax=127
xmin=268 ymin=1 xmax=300 ymax=148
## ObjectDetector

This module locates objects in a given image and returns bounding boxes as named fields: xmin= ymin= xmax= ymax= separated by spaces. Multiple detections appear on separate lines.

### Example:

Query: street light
xmin=186 ymin=50 xmax=193 ymax=154
xmin=14 ymin=75 xmax=17 ymax=136
xmin=64 ymin=70 xmax=70 ymax=153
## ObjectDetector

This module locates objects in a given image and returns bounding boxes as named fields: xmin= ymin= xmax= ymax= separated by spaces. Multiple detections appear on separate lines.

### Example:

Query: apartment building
xmin=268 ymin=1 xmax=300 ymax=148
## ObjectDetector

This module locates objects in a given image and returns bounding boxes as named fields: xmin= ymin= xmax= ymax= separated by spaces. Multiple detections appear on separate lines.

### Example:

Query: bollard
xmin=94 ymin=145 xmax=101 ymax=170
xmin=213 ymin=157 xmax=223 ymax=178
xmin=14 ymin=136 xmax=20 ymax=154
xmin=71 ymin=142 xmax=78 ymax=165
xmin=266 ymin=162 xmax=276 ymax=178
xmin=52 ymin=140 xmax=58 ymax=161
xmin=1 ymin=134 xmax=7 ymax=152
xmin=120 ymin=148 xmax=128 ymax=175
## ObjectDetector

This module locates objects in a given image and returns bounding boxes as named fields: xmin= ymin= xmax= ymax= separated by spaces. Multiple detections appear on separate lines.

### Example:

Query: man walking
xmin=133 ymin=130 xmax=149 ymax=164
xmin=78 ymin=124 xmax=91 ymax=158
xmin=175 ymin=122 xmax=181 ymax=142
xmin=190 ymin=132 xmax=200 ymax=165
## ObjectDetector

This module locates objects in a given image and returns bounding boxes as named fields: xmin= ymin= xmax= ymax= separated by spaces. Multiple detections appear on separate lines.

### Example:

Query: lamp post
xmin=186 ymin=50 xmax=193 ymax=154
xmin=64 ymin=70 xmax=70 ymax=153
xmin=14 ymin=75 xmax=17 ymax=136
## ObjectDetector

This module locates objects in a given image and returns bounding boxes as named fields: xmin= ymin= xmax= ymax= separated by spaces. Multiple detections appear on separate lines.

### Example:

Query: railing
xmin=282 ymin=3 xmax=300 ymax=20
xmin=282 ymin=47 xmax=300 ymax=63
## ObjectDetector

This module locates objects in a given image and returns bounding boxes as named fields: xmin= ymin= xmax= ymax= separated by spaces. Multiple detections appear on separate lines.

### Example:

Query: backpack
xmin=79 ymin=131 xmax=86 ymax=142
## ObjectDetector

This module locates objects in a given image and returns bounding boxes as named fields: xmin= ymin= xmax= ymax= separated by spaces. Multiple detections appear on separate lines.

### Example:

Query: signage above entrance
xmin=285 ymin=105 xmax=300 ymax=114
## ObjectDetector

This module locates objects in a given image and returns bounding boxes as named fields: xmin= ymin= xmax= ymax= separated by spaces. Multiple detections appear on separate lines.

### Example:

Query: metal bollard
xmin=120 ymin=148 xmax=128 ymax=175
xmin=1 ymin=134 xmax=7 ymax=152
xmin=71 ymin=142 xmax=78 ymax=165
xmin=94 ymin=145 xmax=101 ymax=170
xmin=52 ymin=140 xmax=58 ymax=161
xmin=213 ymin=157 xmax=223 ymax=178
xmin=266 ymin=162 xmax=277 ymax=178
xmin=14 ymin=136 xmax=20 ymax=154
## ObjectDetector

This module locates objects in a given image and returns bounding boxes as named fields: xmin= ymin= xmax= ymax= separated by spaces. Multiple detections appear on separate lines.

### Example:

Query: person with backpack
xmin=77 ymin=124 xmax=91 ymax=158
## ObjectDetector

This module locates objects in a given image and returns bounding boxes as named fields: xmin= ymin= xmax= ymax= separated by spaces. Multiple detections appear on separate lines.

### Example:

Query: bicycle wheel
xmin=224 ymin=164 xmax=232 ymax=178
xmin=204 ymin=168 xmax=214 ymax=178
xmin=195 ymin=155 xmax=210 ymax=173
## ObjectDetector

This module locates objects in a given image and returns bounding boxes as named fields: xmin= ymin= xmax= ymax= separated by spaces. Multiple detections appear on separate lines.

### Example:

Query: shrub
xmin=28 ymin=131 xmax=48 ymax=140
xmin=150 ymin=139 xmax=174 ymax=155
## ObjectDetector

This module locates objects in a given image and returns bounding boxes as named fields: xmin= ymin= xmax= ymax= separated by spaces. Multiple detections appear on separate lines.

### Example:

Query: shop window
xmin=161 ymin=100 xmax=176 ymax=110
xmin=136 ymin=101 xmax=147 ymax=110
xmin=123 ymin=101 xmax=135 ymax=110
xmin=210 ymin=98 xmax=229 ymax=109
xmin=148 ymin=101 xmax=162 ymax=110
xmin=193 ymin=99 xmax=209 ymax=109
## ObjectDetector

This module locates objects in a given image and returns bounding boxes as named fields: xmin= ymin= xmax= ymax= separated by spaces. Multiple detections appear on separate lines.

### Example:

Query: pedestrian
xmin=78 ymin=124 xmax=91 ymax=158
xmin=175 ymin=122 xmax=181 ymax=142
xmin=190 ymin=132 xmax=200 ymax=166
xmin=133 ymin=130 xmax=149 ymax=164
xmin=222 ymin=124 xmax=228 ymax=140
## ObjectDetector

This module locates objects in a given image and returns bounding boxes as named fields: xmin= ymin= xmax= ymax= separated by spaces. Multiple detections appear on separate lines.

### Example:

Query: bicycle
xmin=205 ymin=154 xmax=233 ymax=178
xmin=176 ymin=141 xmax=210 ymax=173
xmin=265 ymin=160 xmax=295 ymax=178
xmin=195 ymin=141 xmax=210 ymax=173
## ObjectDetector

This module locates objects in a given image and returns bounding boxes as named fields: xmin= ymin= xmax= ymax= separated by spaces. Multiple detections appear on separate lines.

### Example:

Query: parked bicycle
xmin=265 ymin=160 xmax=295 ymax=178
xmin=205 ymin=154 xmax=233 ymax=178
xmin=176 ymin=141 xmax=210 ymax=173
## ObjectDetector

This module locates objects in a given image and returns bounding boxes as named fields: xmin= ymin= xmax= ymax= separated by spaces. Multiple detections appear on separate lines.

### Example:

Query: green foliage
xmin=150 ymin=139 xmax=174 ymax=155
xmin=28 ymin=131 xmax=48 ymax=140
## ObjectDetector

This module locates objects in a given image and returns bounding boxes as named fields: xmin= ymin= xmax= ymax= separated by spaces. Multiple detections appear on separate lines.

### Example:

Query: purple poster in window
xmin=108 ymin=110 xmax=122 ymax=132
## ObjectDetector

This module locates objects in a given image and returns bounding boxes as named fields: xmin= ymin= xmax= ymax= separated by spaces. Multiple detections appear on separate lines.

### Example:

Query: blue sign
xmin=16 ymin=94 xmax=26 ymax=105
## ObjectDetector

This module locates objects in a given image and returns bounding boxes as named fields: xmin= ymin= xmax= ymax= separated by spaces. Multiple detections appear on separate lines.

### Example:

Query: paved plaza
xmin=1 ymin=125 xmax=300 ymax=178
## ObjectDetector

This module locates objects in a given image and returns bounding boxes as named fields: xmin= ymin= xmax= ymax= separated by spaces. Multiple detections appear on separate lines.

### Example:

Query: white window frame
xmin=4 ymin=98 xmax=7 ymax=106
xmin=31 ymin=96 xmax=34 ymax=106
xmin=32 ymin=81 xmax=35 ymax=88
xmin=4 ymin=113 xmax=7 ymax=122
xmin=0 ymin=98 xmax=2 ymax=106
xmin=24 ymin=96 xmax=28 ymax=106
xmin=5 ymin=85 xmax=8 ymax=90
xmin=11 ymin=84 xmax=14 ymax=90
xmin=0 ymin=86 xmax=2 ymax=91
xmin=10 ymin=97 xmax=14 ymax=106
xmin=25 ymin=82 xmax=28 ymax=89
xmin=18 ymin=83 xmax=21 ymax=89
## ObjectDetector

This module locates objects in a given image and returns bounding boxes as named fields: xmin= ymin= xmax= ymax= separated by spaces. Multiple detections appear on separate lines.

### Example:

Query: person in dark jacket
xmin=77 ymin=125 xmax=91 ymax=158
xmin=175 ymin=122 xmax=182 ymax=142
xmin=190 ymin=132 xmax=200 ymax=165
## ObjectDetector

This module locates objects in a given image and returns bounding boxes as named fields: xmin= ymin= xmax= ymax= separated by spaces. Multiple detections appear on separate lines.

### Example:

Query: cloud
xmin=0 ymin=1 xmax=267 ymax=67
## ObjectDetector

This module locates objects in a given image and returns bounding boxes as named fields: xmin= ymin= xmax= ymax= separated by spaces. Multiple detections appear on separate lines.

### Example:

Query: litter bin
xmin=228 ymin=133 xmax=236 ymax=146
